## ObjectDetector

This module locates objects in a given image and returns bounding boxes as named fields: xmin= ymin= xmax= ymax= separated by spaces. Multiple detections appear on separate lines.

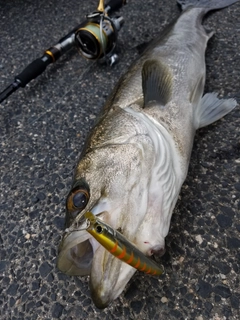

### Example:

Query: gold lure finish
xmin=85 ymin=212 xmax=164 ymax=276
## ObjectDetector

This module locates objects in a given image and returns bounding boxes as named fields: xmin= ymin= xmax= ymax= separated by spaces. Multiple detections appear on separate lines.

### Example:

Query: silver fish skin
xmin=57 ymin=0 xmax=238 ymax=309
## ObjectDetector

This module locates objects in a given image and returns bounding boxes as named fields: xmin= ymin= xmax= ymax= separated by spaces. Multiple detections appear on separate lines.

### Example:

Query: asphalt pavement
xmin=0 ymin=0 xmax=239 ymax=319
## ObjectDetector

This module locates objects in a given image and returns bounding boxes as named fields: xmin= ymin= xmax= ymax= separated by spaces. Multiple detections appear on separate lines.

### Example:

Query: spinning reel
xmin=76 ymin=0 xmax=125 ymax=64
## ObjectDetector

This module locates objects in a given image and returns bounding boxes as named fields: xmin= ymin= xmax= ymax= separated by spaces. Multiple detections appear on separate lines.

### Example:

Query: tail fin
xmin=177 ymin=0 xmax=239 ymax=11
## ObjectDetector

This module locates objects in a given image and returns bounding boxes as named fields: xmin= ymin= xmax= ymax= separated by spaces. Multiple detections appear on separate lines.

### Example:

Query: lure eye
xmin=66 ymin=187 xmax=90 ymax=214
xmin=96 ymin=225 xmax=103 ymax=234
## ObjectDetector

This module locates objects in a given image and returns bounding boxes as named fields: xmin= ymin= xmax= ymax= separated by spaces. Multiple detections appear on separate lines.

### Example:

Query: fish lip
xmin=88 ymin=242 xmax=137 ymax=308
xmin=89 ymin=267 xmax=121 ymax=309
xmin=88 ymin=243 xmax=121 ymax=308
xmin=89 ymin=282 xmax=111 ymax=309
xmin=89 ymin=263 xmax=136 ymax=309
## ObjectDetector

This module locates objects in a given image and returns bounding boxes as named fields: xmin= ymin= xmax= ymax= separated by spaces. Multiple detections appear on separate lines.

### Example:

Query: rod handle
xmin=15 ymin=56 xmax=52 ymax=87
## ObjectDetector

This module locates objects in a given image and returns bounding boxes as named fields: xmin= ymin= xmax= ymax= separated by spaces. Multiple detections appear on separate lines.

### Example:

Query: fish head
xmin=57 ymin=106 xmax=170 ymax=308
xmin=57 ymin=133 xmax=166 ymax=307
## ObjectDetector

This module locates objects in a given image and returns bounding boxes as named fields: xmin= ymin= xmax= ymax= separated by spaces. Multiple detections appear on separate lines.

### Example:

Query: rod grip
xmin=15 ymin=56 xmax=52 ymax=87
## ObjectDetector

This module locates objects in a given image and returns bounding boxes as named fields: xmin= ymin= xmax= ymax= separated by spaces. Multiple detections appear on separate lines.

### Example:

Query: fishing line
xmin=64 ymin=218 xmax=91 ymax=234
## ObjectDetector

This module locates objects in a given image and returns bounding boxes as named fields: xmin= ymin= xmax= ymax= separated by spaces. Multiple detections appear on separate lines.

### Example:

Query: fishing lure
xmin=85 ymin=211 xmax=164 ymax=276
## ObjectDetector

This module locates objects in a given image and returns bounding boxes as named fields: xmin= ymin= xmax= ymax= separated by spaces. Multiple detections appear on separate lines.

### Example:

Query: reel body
xmin=75 ymin=8 xmax=124 ymax=64
xmin=76 ymin=16 xmax=123 ymax=62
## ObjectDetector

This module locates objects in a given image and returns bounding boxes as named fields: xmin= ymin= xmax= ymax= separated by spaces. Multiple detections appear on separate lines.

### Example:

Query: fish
xmin=57 ymin=0 xmax=238 ymax=309
xmin=84 ymin=211 xmax=164 ymax=276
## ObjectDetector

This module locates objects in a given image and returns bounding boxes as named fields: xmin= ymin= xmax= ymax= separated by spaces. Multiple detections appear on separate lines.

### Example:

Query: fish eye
xmin=96 ymin=225 xmax=103 ymax=234
xmin=66 ymin=186 xmax=90 ymax=214
xmin=73 ymin=191 xmax=88 ymax=208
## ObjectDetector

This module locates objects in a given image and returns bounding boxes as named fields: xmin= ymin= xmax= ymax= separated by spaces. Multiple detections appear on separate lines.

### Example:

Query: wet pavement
xmin=0 ymin=0 xmax=239 ymax=319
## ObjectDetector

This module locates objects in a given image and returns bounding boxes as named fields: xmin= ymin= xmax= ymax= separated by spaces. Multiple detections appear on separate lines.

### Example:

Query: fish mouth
xmin=57 ymin=228 xmax=97 ymax=276
xmin=57 ymin=215 xmax=137 ymax=308
xmin=57 ymin=231 xmax=135 ymax=309
xmin=57 ymin=211 xmax=105 ymax=276
xmin=57 ymin=208 xmax=166 ymax=308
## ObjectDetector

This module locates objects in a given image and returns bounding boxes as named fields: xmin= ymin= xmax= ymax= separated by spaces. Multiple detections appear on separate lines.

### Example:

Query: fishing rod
xmin=0 ymin=0 xmax=126 ymax=104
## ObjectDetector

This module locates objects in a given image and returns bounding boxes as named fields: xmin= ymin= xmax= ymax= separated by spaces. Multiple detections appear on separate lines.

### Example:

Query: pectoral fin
xmin=142 ymin=59 xmax=172 ymax=108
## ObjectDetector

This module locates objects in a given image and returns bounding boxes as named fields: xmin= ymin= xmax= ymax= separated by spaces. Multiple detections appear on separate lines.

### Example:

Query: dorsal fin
xmin=142 ymin=59 xmax=172 ymax=108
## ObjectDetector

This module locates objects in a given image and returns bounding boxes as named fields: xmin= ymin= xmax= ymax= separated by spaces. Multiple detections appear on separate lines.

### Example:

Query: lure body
xmin=85 ymin=212 xmax=164 ymax=276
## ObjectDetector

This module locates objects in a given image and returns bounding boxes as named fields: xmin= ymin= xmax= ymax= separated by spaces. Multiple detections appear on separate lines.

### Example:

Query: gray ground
xmin=0 ymin=0 xmax=239 ymax=319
